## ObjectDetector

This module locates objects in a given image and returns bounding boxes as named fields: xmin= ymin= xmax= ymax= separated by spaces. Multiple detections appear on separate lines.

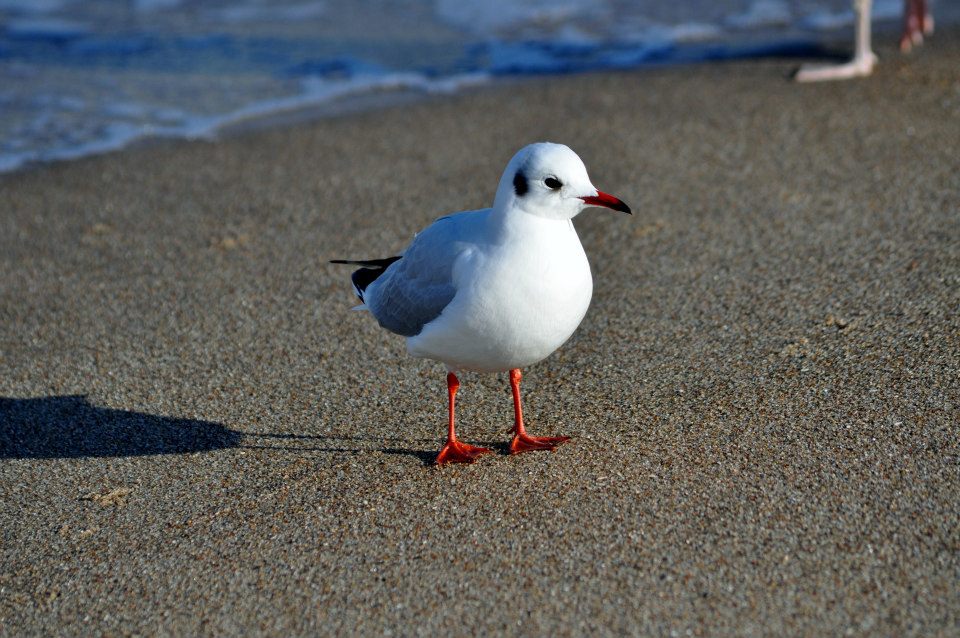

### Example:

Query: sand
xmin=1 ymin=31 xmax=958 ymax=637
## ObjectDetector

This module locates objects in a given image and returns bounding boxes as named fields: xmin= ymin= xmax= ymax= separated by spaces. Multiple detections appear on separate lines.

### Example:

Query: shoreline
xmin=2 ymin=15 xmax=951 ymax=179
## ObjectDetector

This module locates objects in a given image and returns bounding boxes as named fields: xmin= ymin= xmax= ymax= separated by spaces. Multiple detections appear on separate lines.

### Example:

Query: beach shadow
xmin=381 ymin=448 xmax=439 ymax=465
xmin=381 ymin=440 xmax=508 ymax=466
xmin=244 ymin=435 xmax=457 ymax=466
xmin=240 ymin=442 xmax=437 ymax=464
xmin=0 ymin=395 xmax=479 ymax=464
xmin=244 ymin=435 xmax=509 ymax=466
xmin=0 ymin=395 xmax=242 ymax=459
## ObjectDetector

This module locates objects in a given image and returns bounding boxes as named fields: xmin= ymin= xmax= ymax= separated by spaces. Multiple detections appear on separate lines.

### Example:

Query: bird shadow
xmin=0 ymin=395 xmax=242 ymax=459
xmin=240 ymin=431 xmax=446 ymax=465
xmin=244 ymin=439 xmax=510 ymax=467
xmin=381 ymin=448 xmax=439 ymax=465
xmin=0 ymin=395 xmax=449 ymax=464
xmin=381 ymin=441 xmax=509 ymax=466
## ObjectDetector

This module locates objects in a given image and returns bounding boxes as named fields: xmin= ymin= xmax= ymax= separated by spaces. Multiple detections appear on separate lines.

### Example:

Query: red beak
xmin=580 ymin=191 xmax=632 ymax=215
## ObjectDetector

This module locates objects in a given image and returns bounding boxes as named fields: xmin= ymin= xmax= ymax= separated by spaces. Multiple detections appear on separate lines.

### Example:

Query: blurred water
xmin=0 ymin=0 xmax=932 ymax=173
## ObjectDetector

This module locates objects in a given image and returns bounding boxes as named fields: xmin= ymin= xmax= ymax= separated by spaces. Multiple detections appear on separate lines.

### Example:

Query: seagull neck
xmin=488 ymin=204 xmax=576 ymax=241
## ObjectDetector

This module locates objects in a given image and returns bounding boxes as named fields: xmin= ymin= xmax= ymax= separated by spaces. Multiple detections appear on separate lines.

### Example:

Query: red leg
xmin=901 ymin=0 xmax=934 ymax=52
xmin=920 ymin=0 xmax=934 ymax=35
xmin=508 ymin=369 xmax=570 ymax=454
xmin=435 ymin=372 xmax=492 ymax=465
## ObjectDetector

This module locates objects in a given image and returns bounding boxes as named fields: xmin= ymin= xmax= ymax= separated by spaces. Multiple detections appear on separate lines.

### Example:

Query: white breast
xmin=407 ymin=216 xmax=593 ymax=373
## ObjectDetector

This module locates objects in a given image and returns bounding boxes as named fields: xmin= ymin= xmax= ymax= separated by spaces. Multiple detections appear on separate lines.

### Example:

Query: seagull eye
xmin=544 ymin=177 xmax=563 ymax=190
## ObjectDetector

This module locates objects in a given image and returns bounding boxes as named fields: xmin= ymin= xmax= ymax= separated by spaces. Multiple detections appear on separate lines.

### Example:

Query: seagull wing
xmin=365 ymin=210 xmax=486 ymax=337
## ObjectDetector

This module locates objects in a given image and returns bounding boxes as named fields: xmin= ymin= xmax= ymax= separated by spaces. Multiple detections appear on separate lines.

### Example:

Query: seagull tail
xmin=330 ymin=256 xmax=402 ymax=302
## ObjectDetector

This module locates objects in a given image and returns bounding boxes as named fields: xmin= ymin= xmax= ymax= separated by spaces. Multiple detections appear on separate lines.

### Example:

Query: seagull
xmin=332 ymin=142 xmax=631 ymax=465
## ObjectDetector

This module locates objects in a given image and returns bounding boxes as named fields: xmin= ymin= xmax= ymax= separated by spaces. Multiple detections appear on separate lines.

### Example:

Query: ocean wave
xmin=0 ymin=0 xmax=940 ymax=174
xmin=0 ymin=71 xmax=491 ymax=174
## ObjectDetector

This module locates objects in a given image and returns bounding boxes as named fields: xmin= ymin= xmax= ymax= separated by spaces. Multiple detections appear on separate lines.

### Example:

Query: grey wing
xmin=365 ymin=212 xmax=480 ymax=337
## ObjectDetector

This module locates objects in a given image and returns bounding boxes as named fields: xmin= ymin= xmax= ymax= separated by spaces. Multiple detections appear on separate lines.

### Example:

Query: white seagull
xmin=332 ymin=142 xmax=631 ymax=465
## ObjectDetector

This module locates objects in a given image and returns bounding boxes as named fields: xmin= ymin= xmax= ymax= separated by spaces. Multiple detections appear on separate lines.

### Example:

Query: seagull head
xmin=494 ymin=142 xmax=631 ymax=220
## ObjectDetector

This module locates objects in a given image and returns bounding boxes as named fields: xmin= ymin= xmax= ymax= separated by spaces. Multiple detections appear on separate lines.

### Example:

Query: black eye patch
xmin=544 ymin=177 xmax=562 ymax=190
xmin=513 ymin=171 xmax=528 ymax=196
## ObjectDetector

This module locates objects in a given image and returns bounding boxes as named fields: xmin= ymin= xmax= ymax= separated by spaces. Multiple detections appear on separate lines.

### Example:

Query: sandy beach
xmin=2 ymin=29 xmax=958 ymax=636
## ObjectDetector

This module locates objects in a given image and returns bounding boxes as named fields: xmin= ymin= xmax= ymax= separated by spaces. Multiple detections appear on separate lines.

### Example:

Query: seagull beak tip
xmin=580 ymin=191 xmax=632 ymax=215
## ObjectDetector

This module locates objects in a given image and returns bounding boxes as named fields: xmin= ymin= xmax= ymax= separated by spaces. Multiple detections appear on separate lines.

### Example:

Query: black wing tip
xmin=330 ymin=256 xmax=402 ymax=268
xmin=332 ymin=256 xmax=402 ymax=301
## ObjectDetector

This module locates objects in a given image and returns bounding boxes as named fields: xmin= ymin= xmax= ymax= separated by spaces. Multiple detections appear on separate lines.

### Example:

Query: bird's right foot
xmin=794 ymin=52 xmax=877 ymax=82
xmin=435 ymin=439 xmax=492 ymax=465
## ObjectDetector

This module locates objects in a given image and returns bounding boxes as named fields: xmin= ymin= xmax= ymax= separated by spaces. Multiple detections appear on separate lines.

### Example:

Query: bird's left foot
xmin=510 ymin=432 xmax=571 ymax=454
xmin=899 ymin=17 xmax=933 ymax=51
xmin=436 ymin=439 xmax=492 ymax=465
